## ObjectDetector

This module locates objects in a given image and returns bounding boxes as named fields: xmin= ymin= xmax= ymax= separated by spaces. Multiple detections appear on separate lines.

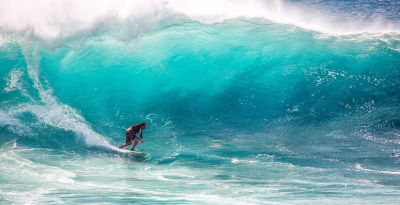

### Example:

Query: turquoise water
xmin=1 ymin=0 xmax=400 ymax=204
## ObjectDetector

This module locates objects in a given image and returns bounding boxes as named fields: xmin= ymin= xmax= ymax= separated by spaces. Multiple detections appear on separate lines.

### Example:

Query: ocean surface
xmin=1 ymin=0 xmax=400 ymax=204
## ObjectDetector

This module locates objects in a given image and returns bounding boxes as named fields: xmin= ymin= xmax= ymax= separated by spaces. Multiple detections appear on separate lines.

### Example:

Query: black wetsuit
xmin=125 ymin=124 xmax=143 ymax=143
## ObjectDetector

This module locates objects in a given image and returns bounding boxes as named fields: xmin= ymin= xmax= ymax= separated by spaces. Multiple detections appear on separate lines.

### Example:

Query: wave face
xmin=1 ymin=0 xmax=400 ymax=204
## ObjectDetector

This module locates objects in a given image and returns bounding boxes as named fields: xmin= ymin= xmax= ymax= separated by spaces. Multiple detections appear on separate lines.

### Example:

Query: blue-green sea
xmin=1 ymin=0 xmax=400 ymax=204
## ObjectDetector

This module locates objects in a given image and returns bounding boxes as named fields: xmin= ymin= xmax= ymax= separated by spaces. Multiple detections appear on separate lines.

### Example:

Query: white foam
xmin=3 ymin=67 xmax=34 ymax=102
xmin=0 ymin=34 xmax=8 ymax=47
xmin=4 ymin=68 xmax=24 ymax=92
xmin=0 ymin=0 xmax=398 ymax=46
xmin=0 ymin=43 xmax=115 ymax=149
xmin=0 ymin=111 xmax=32 ymax=136
xmin=355 ymin=163 xmax=400 ymax=175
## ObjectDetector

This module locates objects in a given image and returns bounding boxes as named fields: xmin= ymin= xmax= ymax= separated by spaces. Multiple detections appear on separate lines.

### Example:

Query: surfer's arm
xmin=139 ymin=129 xmax=144 ymax=142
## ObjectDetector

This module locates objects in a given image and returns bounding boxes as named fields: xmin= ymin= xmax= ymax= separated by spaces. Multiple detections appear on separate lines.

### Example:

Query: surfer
xmin=118 ymin=122 xmax=146 ymax=151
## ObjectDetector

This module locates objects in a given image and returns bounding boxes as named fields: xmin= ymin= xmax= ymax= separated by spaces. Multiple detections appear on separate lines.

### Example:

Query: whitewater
xmin=1 ymin=0 xmax=400 ymax=204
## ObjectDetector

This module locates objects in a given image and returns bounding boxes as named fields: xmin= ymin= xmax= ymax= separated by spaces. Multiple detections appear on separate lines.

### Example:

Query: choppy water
xmin=1 ymin=0 xmax=400 ymax=204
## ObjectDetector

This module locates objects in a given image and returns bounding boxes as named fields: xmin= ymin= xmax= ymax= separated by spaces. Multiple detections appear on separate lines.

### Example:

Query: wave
xmin=1 ymin=2 xmax=400 ymax=204
xmin=1 ymin=0 xmax=399 ymax=48
xmin=355 ymin=164 xmax=400 ymax=175
xmin=0 ymin=1 xmax=399 ymax=157
xmin=1 ymin=43 xmax=114 ymax=149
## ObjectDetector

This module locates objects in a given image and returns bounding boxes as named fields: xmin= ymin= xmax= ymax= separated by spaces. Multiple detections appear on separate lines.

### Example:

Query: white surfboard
xmin=110 ymin=146 xmax=149 ymax=156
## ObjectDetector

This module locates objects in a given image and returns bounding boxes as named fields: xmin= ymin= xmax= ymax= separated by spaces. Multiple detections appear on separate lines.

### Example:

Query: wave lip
xmin=0 ymin=0 xmax=168 ymax=44
xmin=1 ymin=0 xmax=399 ymax=46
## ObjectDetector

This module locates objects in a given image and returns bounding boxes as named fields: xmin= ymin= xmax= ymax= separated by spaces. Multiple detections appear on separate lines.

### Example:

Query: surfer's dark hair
xmin=140 ymin=122 xmax=146 ymax=127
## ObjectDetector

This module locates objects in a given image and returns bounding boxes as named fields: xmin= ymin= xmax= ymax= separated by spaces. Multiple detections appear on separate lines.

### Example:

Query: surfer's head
xmin=140 ymin=122 xmax=147 ymax=129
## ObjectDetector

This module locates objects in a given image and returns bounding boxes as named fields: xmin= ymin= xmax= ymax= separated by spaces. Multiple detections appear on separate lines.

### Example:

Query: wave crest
xmin=1 ymin=0 xmax=399 ymax=47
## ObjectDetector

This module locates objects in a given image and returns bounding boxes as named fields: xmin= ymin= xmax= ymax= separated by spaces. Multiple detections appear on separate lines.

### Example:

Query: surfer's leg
xmin=119 ymin=131 xmax=133 ymax=148
xmin=131 ymin=137 xmax=138 ymax=151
